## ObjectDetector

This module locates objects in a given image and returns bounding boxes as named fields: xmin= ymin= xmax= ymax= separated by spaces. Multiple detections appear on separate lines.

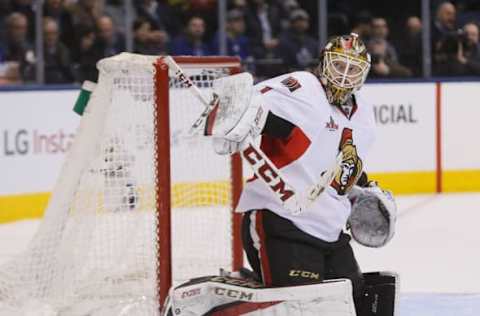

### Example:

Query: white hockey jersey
xmin=236 ymin=71 xmax=376 ymax=242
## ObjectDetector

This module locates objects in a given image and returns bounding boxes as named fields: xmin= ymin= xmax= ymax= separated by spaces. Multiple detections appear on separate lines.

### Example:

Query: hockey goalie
xmin=164 ymin=33 xmax=399 ymax=316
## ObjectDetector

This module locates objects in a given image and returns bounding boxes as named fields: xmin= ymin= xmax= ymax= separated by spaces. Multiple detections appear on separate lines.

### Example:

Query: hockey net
xmin=0 ymin=53 xmax=243 ymax=315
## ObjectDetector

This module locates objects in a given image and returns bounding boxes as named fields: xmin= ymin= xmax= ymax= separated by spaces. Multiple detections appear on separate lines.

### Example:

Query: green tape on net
xmin=73 ymin=81 xmax=97 ymax=116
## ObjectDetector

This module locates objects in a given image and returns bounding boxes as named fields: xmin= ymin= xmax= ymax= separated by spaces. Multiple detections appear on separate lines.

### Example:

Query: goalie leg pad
xmin=358 ymin=272 xmax=399 ymax=316
xmin=163 ymin=275 xmax=357 ymax=316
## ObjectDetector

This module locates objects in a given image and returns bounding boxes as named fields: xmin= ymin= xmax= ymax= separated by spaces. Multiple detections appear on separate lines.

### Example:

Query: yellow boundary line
xmin=0 ymin=193 xmax=49 ymax=223
xmin=1 ymin=170 xmax=479 ymax=224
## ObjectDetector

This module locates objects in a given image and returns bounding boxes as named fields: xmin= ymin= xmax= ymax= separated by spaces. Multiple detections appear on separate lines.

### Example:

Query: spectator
xmin=211 ymin=9 xmax=250 ymax=59
xmin=104 ymin=0 xmax=128 ymax=34
xmin=189 ymin=0 xmax=217 ymax=13
xmin=407 ymin=16 xmax=422 ymax=36
xmin=0 ymin=6 xmax=13 ymax=83
xmin=1 ymin=12 xmax=37 ymax=84
xmin=76 ymin=15 xmax=125 ymax=82
xmin=135 ymin=0 xmax=182 ymax=37
xmin=44 ymin=0 xmax=66 ymax=22
xmin=42 ymin=17 xmax=73 ymax=83
xmin=68 ymin=0 xmax=102 ymax=30
xmin=244 ymin=0 xmax=281 ymax=59
xmin=188 ymin=0 xmax=218 ymax=38
xmin=368 ymin=38 xmax=412 ymax=78
xmin=74 ymin=25 xmax=96 ymax=82
xmin=231 ymin=0 xmax=248 ymax=14
xmin=369 ymin=17 xmax=399 ymax=62
xmin=436 ymin=22 xmax=480 ymax=75
xmin=135 ymin=0 xmax=163 ymax=30
xmin=11 ymin=0 xmax=35 ymax=41
xmin=0 ymin=62 xmax=22 ymax=86
xmin=276 ymin=9 xmax=318 ymax=71
xmin=3 ymin=12 xmax=35 ymax=64
xmin=398 ymin=16 xmax=423 ymax=76
xmin=277 ymin=0 xmax=300 ymax=31
xmin=0 ymin=61 xmax=22 ymax=85
xmin=455 ymin=22 xmax=480 ymax=75
xmin=134 ymin=18 xmax=156 ymax=55
xmin=350 ymin=10 xmax=372 ymax=41
xmin=93 ymin=15 xmax=126 ymax=58
xmin=43 ymin=0 xmax=75 ymax=50
xmin=0 ymin=0 xmax=13 ymax=42
xmin=171 ymin=16 xmax=211 ymax=56
xmin=133 ymin=18 xmax=169 ymax=55
xmin=432 ymin=2 xmax=458 ymax=73
xmin=67 ymin=0 xmax=103 ymax=52
xmin=432 ymin=1 xmax=457 ymax=45
xmin=328 ymin=13 xmax=350 ymax=37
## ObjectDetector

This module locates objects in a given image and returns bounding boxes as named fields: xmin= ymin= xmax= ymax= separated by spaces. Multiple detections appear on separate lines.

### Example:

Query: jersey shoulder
xmin=254 ymin=71 xmax=330 ymax=113
xmin=254 ymin=72 xmax=331 ymax=138
xmin=255 ymin=71 xmax=323 ymax=96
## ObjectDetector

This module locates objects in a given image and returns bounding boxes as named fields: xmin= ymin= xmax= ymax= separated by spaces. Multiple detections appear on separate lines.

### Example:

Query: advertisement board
xmin=0 ymin=90 xmax=79 ymax=222
xmin=0 ymin=90 xmax=79 ymax=195
xmin=0 ymin=81 xmax=479 ymax=222
xmin=361 ymin=83 xmax=436 ymax=173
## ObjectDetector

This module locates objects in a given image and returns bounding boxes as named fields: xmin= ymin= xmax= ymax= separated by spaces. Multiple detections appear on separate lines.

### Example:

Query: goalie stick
xmin=159 ymin=56 xmax=341 ymax=215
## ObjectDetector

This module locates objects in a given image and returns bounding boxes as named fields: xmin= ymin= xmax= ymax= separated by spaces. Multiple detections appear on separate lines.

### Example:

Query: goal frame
xmin=154 ymin=56 xmax=244 ymax=307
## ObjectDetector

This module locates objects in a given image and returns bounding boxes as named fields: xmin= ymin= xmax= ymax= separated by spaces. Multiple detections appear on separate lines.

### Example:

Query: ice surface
xmin=1 ymin=192 xmax=479 ymax=315
xmin=353 ymin=192 xmax=480 ymax=293
xmin=400 ymin=293 xmax=480 ymax=316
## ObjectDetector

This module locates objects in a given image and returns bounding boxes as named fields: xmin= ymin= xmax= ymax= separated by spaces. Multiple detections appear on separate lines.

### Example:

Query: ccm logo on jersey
xmin=242 ymin=144 xmax=295 ymax=202
xmin=213 ymin=287 xmax=254 ymax=301
xmin=281 ymin=76 xmax=301 ymax=92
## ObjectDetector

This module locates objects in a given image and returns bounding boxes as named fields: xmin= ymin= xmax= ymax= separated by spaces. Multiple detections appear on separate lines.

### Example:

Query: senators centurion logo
xmin=281 ymin=76 xmax=301 ymax=92
xmin=331 ymin=128 xmax=363 ymax=195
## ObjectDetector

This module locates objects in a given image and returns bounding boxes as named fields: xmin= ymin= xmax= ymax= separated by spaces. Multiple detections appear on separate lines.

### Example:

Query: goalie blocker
xmin=162 ymin=272 xmax=398 ymax=316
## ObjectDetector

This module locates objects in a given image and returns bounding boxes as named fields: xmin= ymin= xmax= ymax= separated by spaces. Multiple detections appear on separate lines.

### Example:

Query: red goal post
xmin=154 ymin=56 xmax=244 ymax=307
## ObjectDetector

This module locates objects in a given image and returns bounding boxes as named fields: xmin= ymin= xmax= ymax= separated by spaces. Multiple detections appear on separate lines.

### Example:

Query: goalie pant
xmin=242 ymin=209 xmax=365 ymax=312
xmin=242 ymin=210 xmax=398 ymax=316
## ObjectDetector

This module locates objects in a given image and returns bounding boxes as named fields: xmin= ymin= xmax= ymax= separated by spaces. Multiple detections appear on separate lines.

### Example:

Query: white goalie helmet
xmin=320 ymin=33 xmax=371 ymax=106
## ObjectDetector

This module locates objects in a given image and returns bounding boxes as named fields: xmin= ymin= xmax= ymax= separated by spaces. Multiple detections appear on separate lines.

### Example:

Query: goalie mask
xmin=320 ymin=33 xmax=371 ymax=106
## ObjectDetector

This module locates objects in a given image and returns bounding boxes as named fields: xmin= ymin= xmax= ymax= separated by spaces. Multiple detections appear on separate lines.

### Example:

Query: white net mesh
xmin=0 ymin=53 xmax=240 ymax=315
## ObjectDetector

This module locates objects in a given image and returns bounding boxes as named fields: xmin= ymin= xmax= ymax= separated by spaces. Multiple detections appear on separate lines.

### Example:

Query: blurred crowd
xmin=0 ymin=0 xmax=479 ymax=85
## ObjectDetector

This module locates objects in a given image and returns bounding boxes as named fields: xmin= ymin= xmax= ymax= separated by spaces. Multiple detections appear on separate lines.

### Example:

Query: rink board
xmin=1 ymin=82 xmax=480 ymax=222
